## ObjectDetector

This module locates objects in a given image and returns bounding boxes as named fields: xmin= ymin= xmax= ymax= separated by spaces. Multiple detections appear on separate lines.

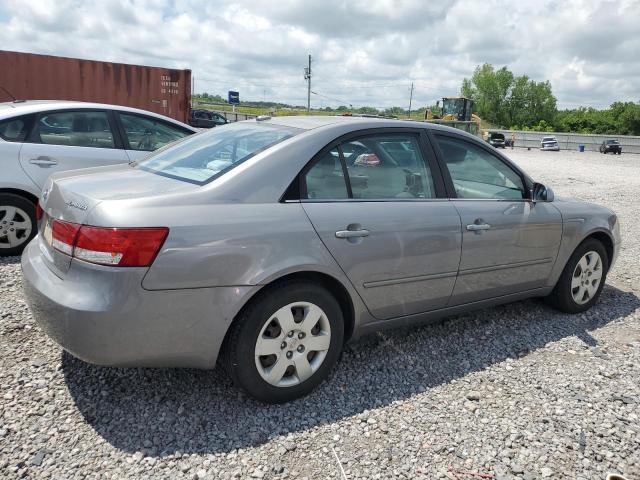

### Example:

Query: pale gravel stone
xmin=0 ymin=149 xmax=639 ymax=479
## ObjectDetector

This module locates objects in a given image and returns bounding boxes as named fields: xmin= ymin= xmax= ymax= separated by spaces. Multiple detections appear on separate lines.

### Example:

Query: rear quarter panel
xmin=139 ymin=202 xmax=354 ymax=288
xmin=137 ymin=201 xmax=372 ymax=328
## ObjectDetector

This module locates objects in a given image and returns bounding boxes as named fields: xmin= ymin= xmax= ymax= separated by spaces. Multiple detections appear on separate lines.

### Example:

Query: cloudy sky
xmin=1 ymin=0 xmax=639 ymax=109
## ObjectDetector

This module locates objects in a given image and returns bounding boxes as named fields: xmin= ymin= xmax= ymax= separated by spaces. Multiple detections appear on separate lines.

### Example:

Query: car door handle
xmin=335 ymin=229 xmax=370 ymax=239
xmin=466 ymin=223 xmax=491 ymax=231
xmin=29 ymin=156 xmax=58 ymax=167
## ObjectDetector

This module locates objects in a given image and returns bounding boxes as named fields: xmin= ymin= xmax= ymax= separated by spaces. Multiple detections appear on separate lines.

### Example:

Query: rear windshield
xmin=136 ymin=122 xmax=300 ymax=185
xmin=542 ymin=137 xmax=556 ymax=141
xmin=606 ymin=140 xmax=619 ymax=144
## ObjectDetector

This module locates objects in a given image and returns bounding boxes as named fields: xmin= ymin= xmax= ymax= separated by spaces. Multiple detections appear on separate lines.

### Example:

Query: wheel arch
xmin=583 ymin=230 xmax=614 ymax=265
xmin=221 ymin=270 xmax=357 ymax=359
xmin=0 ymin=188 xmax=39 ymax=205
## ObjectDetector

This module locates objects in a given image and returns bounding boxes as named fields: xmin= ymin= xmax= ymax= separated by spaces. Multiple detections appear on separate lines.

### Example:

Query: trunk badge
xmin=65 ymin=200 xmax=88 ymax=211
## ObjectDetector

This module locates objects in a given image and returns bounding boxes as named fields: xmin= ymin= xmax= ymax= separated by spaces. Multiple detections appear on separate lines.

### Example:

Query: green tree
xmin=461 ymin=63 xmax=556 ymax=128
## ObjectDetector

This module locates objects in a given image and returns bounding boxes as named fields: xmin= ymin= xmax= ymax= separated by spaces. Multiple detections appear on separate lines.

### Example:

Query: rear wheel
xmin=546 ymin=238 xmax=608 ymax=313
xmin=0 ymin=194 xmax=36 ymax=256
xmin=222 ymin=281 xmax=344 ymax=403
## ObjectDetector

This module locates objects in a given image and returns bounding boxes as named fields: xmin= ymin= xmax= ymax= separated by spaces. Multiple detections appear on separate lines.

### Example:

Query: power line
xmin=310 ymin=90 xmax=352 ymax=107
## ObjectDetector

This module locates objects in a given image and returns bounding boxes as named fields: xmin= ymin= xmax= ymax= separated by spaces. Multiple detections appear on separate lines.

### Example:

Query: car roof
xmin=252 ymin=114 xmax=462 ymax=133
xmin=0 ymin=100 xmax=196 ymax=130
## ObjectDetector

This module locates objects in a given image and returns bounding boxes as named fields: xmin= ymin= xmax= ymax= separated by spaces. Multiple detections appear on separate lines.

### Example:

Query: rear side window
xmin=305 ymin=148 xmax=349 ymax=200
xmin=0 ymin=115 xmax=34 ymax=142
xmin=302 ymin=133 xmax=436 ymax=200
xmin=37 ymin=111 xmax=115 ymax=148
xmin=343 ymin=135 xmax=435 ymax=199
xmin=119 ymin=113 xmax=192 ymax=151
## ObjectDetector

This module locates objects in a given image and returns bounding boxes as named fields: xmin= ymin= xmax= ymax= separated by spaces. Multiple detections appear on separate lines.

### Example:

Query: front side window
xmin=303 ymin=133 xmax=436 ymax=200
xmin=137 ymin=122 xmax=299 ymax=184
xmin=37 ymin=111 xmax=115 ymax=148
xmin=212 ymin=114 xmax=227 ymax=125
xmin=435 ymin=135 xmax=525 ymax=200
xmin=0 ymin=115 xmax=33 ymax=142
xmin=119 ymin=113 xmax=192 ymax=151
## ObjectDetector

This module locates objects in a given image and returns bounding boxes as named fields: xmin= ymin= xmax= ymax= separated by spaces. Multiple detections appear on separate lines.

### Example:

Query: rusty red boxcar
xmin=0 ymin=50 xmax=191 ymax=123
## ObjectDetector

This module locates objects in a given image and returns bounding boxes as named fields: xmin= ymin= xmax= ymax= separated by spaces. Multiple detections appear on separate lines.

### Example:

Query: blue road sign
xmin=228 ymin=91 xmax=240 ymax=105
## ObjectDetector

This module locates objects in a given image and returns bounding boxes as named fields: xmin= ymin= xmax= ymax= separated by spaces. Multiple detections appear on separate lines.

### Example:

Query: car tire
xmin=222 ymin=280 xmax=345 ymax=403
xmin=0 ymin=193 xmax=37 ymax=256
xmin=546 ymin=238 xmax=609 ymax=314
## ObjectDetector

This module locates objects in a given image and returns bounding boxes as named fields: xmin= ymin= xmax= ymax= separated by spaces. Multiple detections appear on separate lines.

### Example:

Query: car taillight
xmin=50 ymin=220 xmax=168 ymax=267
xmin=51 ymin=220 xmax=81 ymax=255
xmin=75 ymin=226 xmax=169 ymax=267
xmin=36 ymin=201 xmax=44 ymax=221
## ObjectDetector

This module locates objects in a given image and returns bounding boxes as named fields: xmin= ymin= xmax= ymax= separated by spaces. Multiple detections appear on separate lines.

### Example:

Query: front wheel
xmin=0 ymin=194 xmax=37 ymax=256
xmin=222 ymin=281 xmax=344 ymax=403
xmin=546 ymin=239 xmax=609 ymax=313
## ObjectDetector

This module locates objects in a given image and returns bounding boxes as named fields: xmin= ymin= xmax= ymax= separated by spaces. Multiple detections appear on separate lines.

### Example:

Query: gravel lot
xmin=1 ymin=149 xmax=639 ymax=479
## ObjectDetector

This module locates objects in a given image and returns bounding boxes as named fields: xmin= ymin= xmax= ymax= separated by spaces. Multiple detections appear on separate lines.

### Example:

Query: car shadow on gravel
xmin=0 ymin=255 xmax=22 ymax=265
xmin=62 ymin=284 xmax=640 ymax=456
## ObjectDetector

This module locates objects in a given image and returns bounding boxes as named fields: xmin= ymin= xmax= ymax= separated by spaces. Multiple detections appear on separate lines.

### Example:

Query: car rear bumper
xmin=541 ymin=145 xmax=560 ymax=151
xmin=21 ymin=237 xmax=252 ymax=369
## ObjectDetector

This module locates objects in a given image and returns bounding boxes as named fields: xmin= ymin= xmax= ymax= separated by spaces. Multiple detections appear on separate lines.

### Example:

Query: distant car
xmin=0 ymin=100 xmax=197 ymax=255
xmin=600 ymin=139 xmax=621 ymax=155
xmin=486 ymin=132 xmax=506 ymax=148
xmin=541 ymin=136 xmax=560 ymax=151
xmin=190 ymin=109 xmax=228 ymax=128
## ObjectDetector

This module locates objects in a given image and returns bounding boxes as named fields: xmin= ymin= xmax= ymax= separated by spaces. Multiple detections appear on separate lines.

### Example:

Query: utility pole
xmin=408 ymin=82 xmax=414 ymax=119
xmin=304 ymin=54 xmax=312 ymax=114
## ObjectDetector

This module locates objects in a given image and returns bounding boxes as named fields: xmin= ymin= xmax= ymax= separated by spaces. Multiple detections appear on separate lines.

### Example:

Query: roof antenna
xmin=0 ymin=86 xmax=17 ymax=102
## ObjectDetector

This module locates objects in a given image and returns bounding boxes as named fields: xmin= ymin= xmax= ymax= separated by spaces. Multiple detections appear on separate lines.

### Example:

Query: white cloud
xmin=0 ymin=0 xmax=638 ymax=109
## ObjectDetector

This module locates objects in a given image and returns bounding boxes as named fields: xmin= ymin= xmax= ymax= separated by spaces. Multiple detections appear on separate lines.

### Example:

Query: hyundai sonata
xmin=22 ymin=116 xmax=620 ymax=403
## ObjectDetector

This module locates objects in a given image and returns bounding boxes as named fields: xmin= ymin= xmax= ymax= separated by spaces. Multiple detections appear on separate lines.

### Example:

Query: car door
xmin=116 ymin=111 xmax=194 ymax=162
xmin=432 ymin=132 xmax=562 ymax=305
xmin=19 ymin=109 xmax=128 ymax=189
xmin=300 ymin=130 xmax=462 ymax=320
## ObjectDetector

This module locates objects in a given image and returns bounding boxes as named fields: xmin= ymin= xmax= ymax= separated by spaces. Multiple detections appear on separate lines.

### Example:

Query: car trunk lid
xmin=37 ymin=164 xmax=196 ymax=277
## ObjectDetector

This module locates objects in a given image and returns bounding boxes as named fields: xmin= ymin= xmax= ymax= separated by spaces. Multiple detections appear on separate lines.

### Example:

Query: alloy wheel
xmin=0 ymin=206 xmax=33 ymax=249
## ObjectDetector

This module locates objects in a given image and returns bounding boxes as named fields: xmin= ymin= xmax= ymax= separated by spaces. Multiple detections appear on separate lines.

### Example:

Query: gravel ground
xmin=1 ymin=149 xmax=639 ymax=480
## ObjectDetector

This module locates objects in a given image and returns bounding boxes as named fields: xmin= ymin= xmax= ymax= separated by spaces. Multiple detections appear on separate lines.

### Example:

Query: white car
xmin=0 ymin=100 xmax=197 ymax=255
xmin=540 ymin=136 xmax=560 ymax=151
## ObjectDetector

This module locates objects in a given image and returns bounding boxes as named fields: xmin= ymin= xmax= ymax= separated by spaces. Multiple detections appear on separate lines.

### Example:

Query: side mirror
xmin=532 ymin=182 xmax=554 ymax=202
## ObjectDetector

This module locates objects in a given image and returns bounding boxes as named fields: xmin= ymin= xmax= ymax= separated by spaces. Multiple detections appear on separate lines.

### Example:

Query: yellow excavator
xmin=425 ymin=97 xmax=482 ymax=137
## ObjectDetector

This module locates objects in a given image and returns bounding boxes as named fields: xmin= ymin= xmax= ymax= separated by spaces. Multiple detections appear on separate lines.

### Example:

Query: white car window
xmin=0 ymin=115 xmax=32 ymax=142
xmin=119 ymin=113 xmax=192 ymax=152
xmin=37 ymin=111 xmax=115 ymax=149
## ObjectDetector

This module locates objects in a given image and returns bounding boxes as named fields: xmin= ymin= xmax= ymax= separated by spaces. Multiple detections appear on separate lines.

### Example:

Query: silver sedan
xmin=22 ymin=116 xmax=620 ymax=403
